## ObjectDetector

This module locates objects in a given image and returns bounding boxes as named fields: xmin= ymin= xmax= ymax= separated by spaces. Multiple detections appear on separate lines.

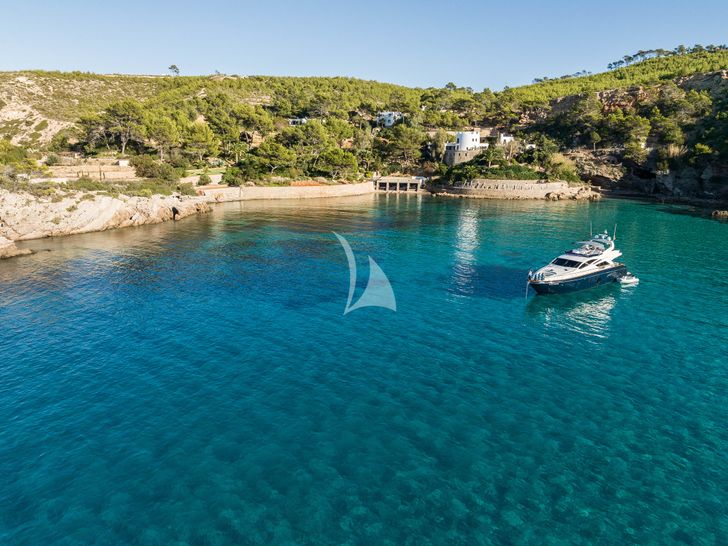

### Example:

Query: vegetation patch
xmin=2 ymin=45 xmax=728 ymax=198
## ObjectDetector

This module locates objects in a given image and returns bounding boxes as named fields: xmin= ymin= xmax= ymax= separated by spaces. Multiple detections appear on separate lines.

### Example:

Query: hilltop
xmin=0 ymin=72 xmax=422 ymax=147
xmin=2 ymin=48 xmax=726 ymax=146
xmin=502 ymin=48 xmax=728 ymax=105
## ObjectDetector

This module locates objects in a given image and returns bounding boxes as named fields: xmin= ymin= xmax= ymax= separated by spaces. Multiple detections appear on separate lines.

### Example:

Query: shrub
xmin=47 ymin=131 xmax=72 ymax=152
xmin=169 ymin=155 xmax=190 ymax=169
xmin=198 ymin=173 xmax=212 ymax=186
xmin=222 ymin=162 xmax=267 ymax=186
xmin=545 ymin=154 xmax=582 ymax=182
xmin=45 ymin=153 xmax=61 ymax=166
xmin=444 ymin=160 xmax=542 ymax=183
xmin=177 ymin=182 xmax=196 ymax=196
xmin=222 ymin=167 xmax=243 ymax=187
xmin=130 ymin=155 xmax=181 ymax=182
xmin=68 ymin=177 xmax=107 ymax=192
xmin=0 ymin=139 xmax=36 ymax=173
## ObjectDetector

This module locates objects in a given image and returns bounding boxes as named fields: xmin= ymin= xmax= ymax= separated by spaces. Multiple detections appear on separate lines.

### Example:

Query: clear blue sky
xmin=2 ymin=0 xmax=727 ymax=90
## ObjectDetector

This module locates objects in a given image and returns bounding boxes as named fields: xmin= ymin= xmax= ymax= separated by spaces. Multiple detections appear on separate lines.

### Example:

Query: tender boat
xmin=528 ymin=231 xmax=627 ymax=295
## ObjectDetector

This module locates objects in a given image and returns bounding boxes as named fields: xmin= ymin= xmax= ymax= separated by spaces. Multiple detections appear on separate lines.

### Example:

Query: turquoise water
xmin=1 ymin=195 xmax=727 ymax=545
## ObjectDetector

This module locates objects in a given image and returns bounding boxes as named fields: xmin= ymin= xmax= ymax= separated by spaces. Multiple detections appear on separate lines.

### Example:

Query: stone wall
xmin=443 ymin=148 xmax=484 ymax=167
xmin=197 ymin=181 xmax=375 ymax=202
xmin=435 ymin=180 xmax=600 ymax=200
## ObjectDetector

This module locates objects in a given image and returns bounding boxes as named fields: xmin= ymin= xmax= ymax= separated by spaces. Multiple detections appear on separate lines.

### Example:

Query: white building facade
xmin=445 ymin=131 xmax=489 ymax=153
xmin=376 ymin=111 xmax=404 ymax=127
xmin=443 ymin=131 xmax=489 ymax=166
xmin=497 ymin=133 xmax=515 ymax=145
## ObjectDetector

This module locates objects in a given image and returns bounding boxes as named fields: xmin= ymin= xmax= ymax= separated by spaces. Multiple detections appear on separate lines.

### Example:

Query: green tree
xmin=352 ymin=126 xmax=375 ymax=172
xmin=102 ymin=100 xmax=146 ymax=155
xmin=519 ymin=134 xmax=559 ymax=166
xmin=481 ymin=145 xmax=505 ymax=168
xmin=255 ymin=140 xmax=297 ymax=174
xmin=428 ymin=129 xmax=450 ymax=163
xmin=228 ymin=141 xmax=250 ymax=163
xmin=78 ymin=113 xmax=112 ymax=151
xmin=325 ymin=118 xmax=355 ymax=147
xmin=184 ymin=122 xmax=219 ymax=162
xmin=317 ymin=147 xmax=357 ymax=179
xmin=624 ymin=138 xmax=648 ymax=163
xmin=384 ymin=125 xmax=426 ymax=166
xmin=145 ymin=112 xmax=180 ymax=160
xmin=590 ymin=130 xmax=602 ymax=150
xmin=277 ymin=121 xmax=332 ymax=172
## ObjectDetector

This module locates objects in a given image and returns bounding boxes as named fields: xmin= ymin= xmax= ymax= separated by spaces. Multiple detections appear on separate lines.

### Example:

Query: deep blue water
xmin=1 ymin=195 xmax=727 ymax=545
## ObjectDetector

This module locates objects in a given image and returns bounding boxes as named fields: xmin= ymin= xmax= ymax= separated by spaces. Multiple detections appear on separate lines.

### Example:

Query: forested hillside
xmin=2 ymin=45 xmax=728 ymax=198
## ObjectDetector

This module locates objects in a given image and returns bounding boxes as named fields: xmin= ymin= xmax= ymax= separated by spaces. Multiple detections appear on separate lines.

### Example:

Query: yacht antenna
xmin=613 ymin=223 xmax=617 ymax=240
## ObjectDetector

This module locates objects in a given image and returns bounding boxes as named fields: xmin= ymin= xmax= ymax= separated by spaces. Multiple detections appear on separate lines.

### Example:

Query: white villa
xmin=376 ymin=111 xmax=403 ymax=127
xmin=443 ymin=130 xmax=489 ymax=166
xmin=288 ymin=117 xmax=309 ymax=126
xmin=497 ymin=132 xmax=515 ymax=145
xmin=445 ymin=130 xmax=489 ymax=153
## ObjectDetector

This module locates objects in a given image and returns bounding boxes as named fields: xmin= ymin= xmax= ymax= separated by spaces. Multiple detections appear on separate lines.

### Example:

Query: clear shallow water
xmin=1 ymin=195 xmax=727 ymax=545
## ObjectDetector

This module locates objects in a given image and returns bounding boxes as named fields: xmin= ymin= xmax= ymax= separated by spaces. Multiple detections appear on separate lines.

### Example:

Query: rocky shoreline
xmin=0 ymin=181 xmax=377 ymax=258
xmin=0 ymin=190 xmax=210 ymax=246
xmin=601 ymin=190 xmax=728 ymax=217
xmin=0 ymin=236 xmax=33 ymax=259
xmin=431 ymin=180 xmax=601 ymax=201
xmin=2 ymin=180 xmax=724 ymax=260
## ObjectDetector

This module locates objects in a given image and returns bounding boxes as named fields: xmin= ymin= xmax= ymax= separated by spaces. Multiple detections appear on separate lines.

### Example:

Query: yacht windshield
xmin=551 ymin=258 xmax=581 ymax=268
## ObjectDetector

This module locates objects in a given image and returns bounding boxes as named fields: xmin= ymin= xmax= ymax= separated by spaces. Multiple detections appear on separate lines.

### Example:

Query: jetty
xmin=374 ymin=176 xmax=426 ymax=193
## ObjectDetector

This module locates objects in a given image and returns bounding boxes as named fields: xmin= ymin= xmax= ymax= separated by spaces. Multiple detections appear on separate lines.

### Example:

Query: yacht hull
xmin=529 ymin=265 xmax=627 ymax=295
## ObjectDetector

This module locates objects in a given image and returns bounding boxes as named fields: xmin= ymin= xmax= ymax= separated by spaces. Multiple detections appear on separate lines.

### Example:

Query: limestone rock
xmin=0 ymin=236 xmax=32 ymax=259
xmin=0 ymin=190 xmax=210 ymax=241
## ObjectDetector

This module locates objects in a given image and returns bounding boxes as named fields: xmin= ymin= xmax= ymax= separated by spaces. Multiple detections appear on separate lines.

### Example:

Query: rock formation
xmin=0 ymin=236 xmax=33 ymax=259
xmin=0 ymin=190 xmax=210 ymax=242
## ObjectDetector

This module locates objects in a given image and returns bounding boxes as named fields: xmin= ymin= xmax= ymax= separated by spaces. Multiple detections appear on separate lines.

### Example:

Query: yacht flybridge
xmin=528 ymin=231 xmax=630 ymax=295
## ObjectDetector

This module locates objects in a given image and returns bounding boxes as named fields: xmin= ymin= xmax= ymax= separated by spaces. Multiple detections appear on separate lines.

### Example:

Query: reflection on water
xmin=526 ymin=287 xmax=619 ymax=340
xmin=446 ymin=263 xmax=527 ymax=300
xmin=449 ymin=207 xmax=482 ymax=296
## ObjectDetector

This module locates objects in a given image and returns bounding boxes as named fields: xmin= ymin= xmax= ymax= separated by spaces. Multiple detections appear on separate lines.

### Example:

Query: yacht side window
xmin=578 ymin=259 xmax=597 ymax=269
xmin=596 ymin=261 xmax=609 ymax=267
